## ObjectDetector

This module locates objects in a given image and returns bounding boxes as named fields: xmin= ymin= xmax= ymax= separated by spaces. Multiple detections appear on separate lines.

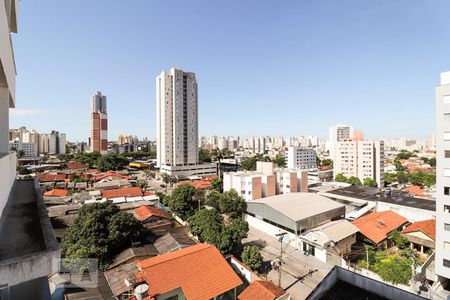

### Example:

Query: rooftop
xmin=134 ymin=205 xmax=171 ymax=222
xmin=153 ymin=232 xmax=196 ymax=254
xmin=252 ymin=193 xmax=344 ymax=221
xmin=325 ymin=185 xmax=436 ymax=211
xmin=43 ymin=188 xmax=68 ymax=197
xmin=137 ymin=243 xmax=242 ymax=299
xmin=401 ymin=219 xmax=436 ymax=241
xmin=238 ymin=280 xmax=285 ymax=300
xmin=302 ymin=219 xmax=359 ymax=246
xmin=352 ymin=211 xmax=408 ymax=244
xmin=102 ymin=187 xmax=143 ymax=199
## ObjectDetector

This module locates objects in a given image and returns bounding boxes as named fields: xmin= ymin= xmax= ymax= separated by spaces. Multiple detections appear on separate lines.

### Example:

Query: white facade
xmin=328 ymin=124 xmax=353 ymax=157
xmin=333 ymin=140 xmax=384 ymax=187
xmin=39 ymin=133 xmax=49 ymax=154
xmin=59 ymin=133 xmax=66 ymax=155
xmin=286 ymin=146 xmax=317 ymax=170
xmin=436 ymin=71 xmax=450 ymax=281
xmin=9 ymin=140 xmax=37 ymax=157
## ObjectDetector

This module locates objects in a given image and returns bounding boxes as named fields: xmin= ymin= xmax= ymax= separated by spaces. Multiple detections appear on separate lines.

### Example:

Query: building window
xmin=445 ymin=169 xmax=450 ymax=177
xmin=445 ymin=223 xmax=450 ymax=231
xmin=445 ymin=187 xmax=450 ymax=195
xmin=444 ymin=259 xmax=450 ymax=268
xmin=445 ymin=205 xmax=450 ymax=213
xmin=446 ymin=151 xmax=450 ymax=158
xmin=445 ymin=242 xmax=450 ymax=250
xmin=445 ymin=132 xmax=450 ymax=141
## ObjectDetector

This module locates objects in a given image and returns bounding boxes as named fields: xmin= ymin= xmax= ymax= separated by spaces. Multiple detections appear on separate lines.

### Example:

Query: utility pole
xmin=275 ymin=232 xmax=287 ymax=288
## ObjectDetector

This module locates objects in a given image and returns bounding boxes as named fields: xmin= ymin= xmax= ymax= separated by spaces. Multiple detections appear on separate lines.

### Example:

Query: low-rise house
xmin=352 ymin=211 xmax=408 ymax=248
xmin=133 ymin=205 xmax=172 ymax=228
xmin=300 ymin=219 xmax=359 ymax=264
xmin=176 ymin=179 xmax=212 ymax=190
xmin=401 ymin=219 xmax=435 ymax=253
xmin=93 ymin=178 xmax=132 ymax=191
xmin=66 ymin=161 xmax=89 ymax=172
xmin=129 ymin=244 xmax=243 ymax=300
xmin=44 ymin=189 xmax=68 ymax=197
xmin=153 ymin=232 xmax=196 ymax=254
xmin=37 ymin=173 xmax=67 ymax=183
xmin=239 ymin=280 xmax=289 ymax=300
xmin=93 ymin=171 xmax=132 ymax=182
xmin=108 ymin=244 xmax=159 ymax=269
xmin=102 ymin=187 xmax=143 ymax=199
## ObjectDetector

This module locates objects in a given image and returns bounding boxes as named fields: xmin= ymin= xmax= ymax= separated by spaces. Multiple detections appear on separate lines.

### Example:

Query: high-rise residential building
xmin=0 ymin=2 xmax=60 ymax=298
xmin=285 ymin=146 xmax=317 ymax=170
xmin=8 ymin=140 xmax=38 ymax=157
xmin=436 ymin=71 xmax=450 ymax=284
xmin=333 ymin=140 xmax=384 ymax=187
xmin=47 ymin=130 xmax=66 ymax=155
xmin=59 ymin=133 xmax=66 ymax=154
xmin=156 ymin=67 xmax=216 ymax=176
xmin=328 ymin=124 xmax=353 ymax=157
xmin=90 ymin=91 xmax=108 ymax=154
xmin=39 ymin=133 xmax=49 ymax=154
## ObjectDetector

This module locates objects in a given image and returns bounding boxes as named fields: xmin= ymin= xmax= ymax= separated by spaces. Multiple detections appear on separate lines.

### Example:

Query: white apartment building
xmin=59 ymin=133 xmax=66 ymax=154
xmin=156 ymin=67 xmax=216 ymax=176
xmin=48 ymin=130 xmax=66 ymax=155
xmin=9 ymin=140 xmax=38 ymax=157
xmin=333 ymin=140 xmax=384 ymax=187
xmin=436 ymin=71 xmax=450 ymax=283
xmin=251 ymin=136 xmax=266 ymax=154
xmin=285 ymin=146 xmax=317 ymax=170
xmin=39 ymin=133 xmax=49 ymax=154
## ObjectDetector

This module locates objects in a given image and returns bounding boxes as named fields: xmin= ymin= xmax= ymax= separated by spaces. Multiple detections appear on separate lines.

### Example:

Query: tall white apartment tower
xmin=156 ymin=68 xmax=216 ymax=176
xmin=328 ymin=124 xmax=353 ymax=157
xmin=436 ymin=71 xmax=450 ymax=282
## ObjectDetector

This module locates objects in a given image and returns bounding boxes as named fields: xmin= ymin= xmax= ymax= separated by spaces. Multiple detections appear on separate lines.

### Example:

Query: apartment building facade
xmin=156 ymin=67 xmax=216 ymax=176
xmin=90 ymin=91 xmax=108 ymax=154
xmin=333 ymin=140 xmax=384 ymax=187
xmin=436 ymin=71 xmax=450 ymax=282
xmin=285 ymin=146 xmax=317 ymax=170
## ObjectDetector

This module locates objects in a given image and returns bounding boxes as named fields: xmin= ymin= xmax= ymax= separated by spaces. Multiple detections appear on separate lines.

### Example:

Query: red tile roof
xmin=238 ymin=281 xmax=285 ymax=300
xmin=176 ymin=180 xmax=212 ymax=190
xmin=43 ymin=189 xmax=68 ymax=197
xmin=93 ymin=171 xmax=132 ymax=182
xmin=37 ymin=174 xmax=67 ymax=182
xmin=67 ymin=162 xmax=88 ymax=170
xmin=137 ymin=244 xmax=242 ymax=299
xmin=401 ymin=219 xmax=436 ymax=241
xmin=143 ymin=191 xmax=155 ymax=196
xmin=352 ymin=211 xmax=408 ymax=244
xmin=134 ymin=206 xmax=170 ymax=222
xmin=102 ymin=187 xmax=143 ymax=199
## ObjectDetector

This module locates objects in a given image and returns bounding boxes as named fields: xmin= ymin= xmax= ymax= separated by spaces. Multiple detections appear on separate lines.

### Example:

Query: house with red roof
xmin=93 ymin=171 xmax=132 ymax=182
xmin=43 ymin=189 xmax=68 ymax=197
xmin=121 ymin=243 xmax=243 ymax=300
xmin=176 ymin=180 xmax=212 ymax=190
xmin=401 ymin=219 xmax=435 ymax=253
xmin=102 ymin=187 xmax=143 ymax=199
xmin=352 ymin=211 xmax=409 ymax=248
xmin=37 ymin=173 xmax=67 ymax=183
xmin=66 ymin=162 xmax=89 ymax=171
xmin=133 ymin=205 xmax=171 ymax=227
xmin=239 ymin=280 xmax=288 ymax=300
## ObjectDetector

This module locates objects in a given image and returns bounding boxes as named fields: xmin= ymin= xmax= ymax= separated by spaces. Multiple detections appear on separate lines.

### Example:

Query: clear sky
xmin=10 ymin=1 xmax=450 ymax=142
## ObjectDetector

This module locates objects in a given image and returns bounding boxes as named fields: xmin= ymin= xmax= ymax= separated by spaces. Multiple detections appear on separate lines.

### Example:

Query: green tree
xmin=397 ymin=150 xmax=415 ymax=160
xmin=74 ymin=152 xmax=101 ymax=168
xmin=397 ymin=171 xmax=408 ymax=183
xmin=161 ymin=173 xmax=171 ymax=193
xmin=165 ymin=184 xmax=197 ymax=219
xmin=199 ymin=149 xmax=212 ymax=163
xmin=61 ymin=202 xmax=144 ymax=268
xmin=188 ymin=209 xmax=224 ymax=245
xmin=226 ymin=218 xmax=249 ymax=247
xmin=219 ymin=190 xmax=245 ymax=219
xmin=272 ymin=154 xmax=286 ymax=168
xmin=374 ymin=255 xmax=412 ymax=285
xmin=239 ymin=154 xmax=271 ymax=171
xmin=97 ymin=153 xmax=129 ymax=172
xmin=17 ymin=166 xmax=31 ymax=175
xmin=363 ymin=177 xmax=377 ymax=187
xmin=211 ymin=177 xmax=223 ymax=193
xmin=384 ymin=173 xmax=396 ymax=186
xmin=205 ymin=190 xmax=222 ymax=210
xmin=335 ymin=173 xmax=348 ymax=183
xmin=120 ymin=150 xmax=156 ymax=160
xmin=321 ymin=159 xmax=333 ymax=168
xmin=393 ymin=157 xmax=405 ymax=172
xmin=211 ymin=148 xmax=230 ymax=177
xmin=241 ymin=245 xmax=263 ymax=271
xmin=388 ymin=230 xmax=408 ymax=248
xmin=347 ymin=176 xmax=362 ymax=186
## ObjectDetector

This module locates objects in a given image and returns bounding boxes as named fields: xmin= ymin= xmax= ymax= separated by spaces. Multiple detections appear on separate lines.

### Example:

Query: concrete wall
xmin=245 ymin=214 xmax=297 ymax=247
xmin=0 ymin=151 xmax=15 ymax=217
xmin=376 ymin=201 xmax=434 ymax=222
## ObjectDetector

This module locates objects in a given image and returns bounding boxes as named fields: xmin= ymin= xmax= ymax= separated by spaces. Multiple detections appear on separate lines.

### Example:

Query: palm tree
xmin=211 ymin=148 xmax=230 ymax=178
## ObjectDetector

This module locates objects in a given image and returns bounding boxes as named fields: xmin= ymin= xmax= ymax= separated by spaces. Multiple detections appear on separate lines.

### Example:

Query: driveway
xmin=243 ymin=226 xmax=332 ymax=300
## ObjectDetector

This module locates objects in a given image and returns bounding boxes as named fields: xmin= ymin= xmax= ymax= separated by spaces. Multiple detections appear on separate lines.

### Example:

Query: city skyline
xmin=9 ymin=1 xmax=450 ymax=141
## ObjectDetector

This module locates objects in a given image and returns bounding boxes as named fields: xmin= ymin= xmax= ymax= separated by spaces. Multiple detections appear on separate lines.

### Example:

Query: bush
xmin=241 ymin=245 xmax=263 ymax=271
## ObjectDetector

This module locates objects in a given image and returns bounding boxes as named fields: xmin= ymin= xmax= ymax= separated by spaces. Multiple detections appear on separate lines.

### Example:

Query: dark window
xmin=444 ymin=259 xmax=450 ymax=268
xmin=445 ymin=187 xmax=450 ymax=195
xmin=445 ymin=224 xmax=450 ymax=231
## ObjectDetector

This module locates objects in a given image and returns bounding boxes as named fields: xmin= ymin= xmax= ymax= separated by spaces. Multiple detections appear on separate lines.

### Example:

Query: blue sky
xmin=10 ymin=1 xmax=450 ymax=142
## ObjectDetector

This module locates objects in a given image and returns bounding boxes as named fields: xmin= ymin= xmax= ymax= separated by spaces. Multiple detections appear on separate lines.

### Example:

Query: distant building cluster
xmin=9 ymin=127 xmax=66 ymax=157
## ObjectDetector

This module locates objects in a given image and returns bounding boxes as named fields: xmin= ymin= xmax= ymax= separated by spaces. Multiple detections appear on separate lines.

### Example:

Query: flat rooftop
xmin=325 ymin=185 xmax=435 ymax=212
xmin=251 ymin=193 xmax=344 ymax=221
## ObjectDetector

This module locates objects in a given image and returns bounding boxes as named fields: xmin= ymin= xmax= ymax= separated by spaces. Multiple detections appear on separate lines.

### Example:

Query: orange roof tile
xmin=102 ymin=187 xmax=143 ymax=199
xmin=352 ymin=211 xmax=408 ymax=244
xmin=134 ymin=206 xmax=170 ymax=222
xmin=137 ymin=244 xmax=242 ymax=299
xmin=93 ymin=171 xmax=132 ymax=182
xmin=37 ymin=174 xmax=67 ymax=182
xmin=176 ymin=180 xmax=212 ymax=190
xmin=67 ymin=162 xmax=89 ymax=170
xmin=401 ymin=219 xmax=436 ymax=241
xmin=43 ymin=189 xmax=68 ymax=197
xmin=238 ymin=281 xmax=285 ymax=300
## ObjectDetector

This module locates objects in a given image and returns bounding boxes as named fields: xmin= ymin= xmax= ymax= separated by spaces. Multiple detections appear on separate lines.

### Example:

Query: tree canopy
xmin=211 ymin=177 xmax=223 ymax=193
xmin=363 ymin=177 xmax=377 ymax=187
xmin=241 ymin=245 xmax=263 ymax=271
xmin=272 ymin=154 xmax=286 ymax=168
xmin=347 ymin=176 xmax=362 ymax=186
xmin=335 ymin=173 xmax=348 ymax=183
xmin=61 ymin=202 xmax=144 ymax=269
xmin=205 ymin=189 xmax=245 ymax=219
xmin=198 ymin=149 xmax=212 ymax=163
xmin=164 ymin=184 xmax=197 ymax=220
xmin=97 ymin=153 xmax=129 ymax=172
xmin=239 ymin=154 xmax=271 ymax=171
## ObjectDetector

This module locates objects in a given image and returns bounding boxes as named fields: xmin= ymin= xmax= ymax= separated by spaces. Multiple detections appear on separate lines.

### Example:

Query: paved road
xmin=243 ymin=226 xmax=332 ymax=300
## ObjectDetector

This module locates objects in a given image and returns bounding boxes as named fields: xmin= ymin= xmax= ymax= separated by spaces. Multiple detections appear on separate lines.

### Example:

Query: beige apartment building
xmin=223 ymin=162 xmax=308 ymax=201
xmin=333 ymin=140 xmax=384 ymax=187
